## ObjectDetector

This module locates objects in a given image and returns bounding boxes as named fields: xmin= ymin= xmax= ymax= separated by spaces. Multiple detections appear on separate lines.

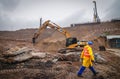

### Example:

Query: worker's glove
xmin=91 ymin=60 xmax=97 ymax=65
xmin=91 ymin=60 xmax=95 ymax=62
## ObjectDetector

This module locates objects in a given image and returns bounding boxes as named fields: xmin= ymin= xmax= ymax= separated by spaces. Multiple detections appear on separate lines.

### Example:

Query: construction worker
xmin=77 ymin=41 xmax=98 ymax=77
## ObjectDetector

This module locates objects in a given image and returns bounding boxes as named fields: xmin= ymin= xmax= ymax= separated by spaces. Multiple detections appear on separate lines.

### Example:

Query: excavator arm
xmin=32 ymin=20 xmax=87 ymax=53
xmin=32 ymin=20 xmax=71 ymax=44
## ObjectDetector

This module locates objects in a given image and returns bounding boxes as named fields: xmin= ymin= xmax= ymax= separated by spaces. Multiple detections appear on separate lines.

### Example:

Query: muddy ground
xmin=0 ymin=37 xmax=120 ymax=79
xmin=0 ymin=21 xmax=120 ymax=79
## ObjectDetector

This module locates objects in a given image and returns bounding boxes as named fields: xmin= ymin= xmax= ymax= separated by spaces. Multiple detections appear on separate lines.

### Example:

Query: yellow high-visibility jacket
xmin=80 ymin=45 xmax=94 ymax=67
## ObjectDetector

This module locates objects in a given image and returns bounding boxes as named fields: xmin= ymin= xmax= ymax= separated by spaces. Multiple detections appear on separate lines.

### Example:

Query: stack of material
xmin=0 ymin=47 xmax=33 ymax=63
xmin=94 ymin=53 xmax=107 ymax=64
xmin=57 ymin=52 xmax=80 ymax=62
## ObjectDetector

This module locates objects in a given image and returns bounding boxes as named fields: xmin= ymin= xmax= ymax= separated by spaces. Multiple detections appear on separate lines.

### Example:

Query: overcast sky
xmin=0 ymin=0 xmax=120 ymax=31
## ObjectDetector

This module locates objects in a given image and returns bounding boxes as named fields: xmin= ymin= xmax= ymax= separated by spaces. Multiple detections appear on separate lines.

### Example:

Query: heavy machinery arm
xmin=32 ymin=20 xmax=71 ymax=43
xmin=32 ymin=20 xmax=87 ymax=53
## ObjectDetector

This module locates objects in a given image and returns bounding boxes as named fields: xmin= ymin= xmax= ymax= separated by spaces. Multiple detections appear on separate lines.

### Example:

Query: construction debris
xmin=31 ymin=52 xmax=47 ymax=59
xmin=57 ymin=52 xmax=80 ymax=62
xmin=3 ymin=47 xmax=31 ymax=57
xmin=0 ymin=47 xmax=48 ymax=63
xmin=94 ymin=53 xmax=107 ymax=64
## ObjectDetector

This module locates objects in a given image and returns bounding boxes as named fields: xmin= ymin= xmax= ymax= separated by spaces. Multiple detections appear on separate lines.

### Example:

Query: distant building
xmin=70 ymin=22 xmax=100 ymax=27
xmin=111 ymin=19 xmax=120 ymax=22
xmin=107 ymin=35 xmax=120 ymax=48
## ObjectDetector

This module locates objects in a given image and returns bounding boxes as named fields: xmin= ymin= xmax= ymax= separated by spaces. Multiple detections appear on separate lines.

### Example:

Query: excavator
xmin=32 ymin=20 xmax=87 ymax=53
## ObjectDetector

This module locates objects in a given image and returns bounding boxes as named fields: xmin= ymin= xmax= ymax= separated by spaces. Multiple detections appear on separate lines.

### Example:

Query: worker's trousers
xmin=77 ymin=66 xmax=97 ymax=76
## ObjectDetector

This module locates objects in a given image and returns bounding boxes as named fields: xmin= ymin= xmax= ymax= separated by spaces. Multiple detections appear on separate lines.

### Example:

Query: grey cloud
xmin=0 ymin=0 xmax=20 ymax=11
xmin=103 ymin=0 xmax=120 ymax=20
xmin=0 ymin=0 xmax=20 ymax=30
xmin=0 ymin=0 xmax=120 ymax=31
xmin=58 ymin=10 xmax=86 ymax=27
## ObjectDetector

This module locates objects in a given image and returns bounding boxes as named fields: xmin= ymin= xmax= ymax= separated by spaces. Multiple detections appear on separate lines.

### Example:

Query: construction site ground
xmin=0 ymin=21 xmax=120 ymax=79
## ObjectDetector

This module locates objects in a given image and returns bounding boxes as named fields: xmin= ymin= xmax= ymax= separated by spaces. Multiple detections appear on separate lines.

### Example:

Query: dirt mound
xmin=1 ymin=21 xmax=120 ymax=52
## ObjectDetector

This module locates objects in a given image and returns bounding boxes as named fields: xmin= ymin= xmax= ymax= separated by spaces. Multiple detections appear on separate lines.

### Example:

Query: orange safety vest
xmin=83 ymin=47 xmax=90 ymax=58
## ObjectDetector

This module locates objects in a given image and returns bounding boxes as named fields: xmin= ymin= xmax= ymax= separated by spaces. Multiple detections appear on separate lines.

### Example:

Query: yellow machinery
xmin=32 ymin=20 xmax=87 ymax=53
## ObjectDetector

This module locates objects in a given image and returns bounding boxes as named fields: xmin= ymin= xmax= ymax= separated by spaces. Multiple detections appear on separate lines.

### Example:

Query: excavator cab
xmin=66 ymin=37 xmax=78 ymax=47
xmin=58 ymin=37 xmax=80 ymax=53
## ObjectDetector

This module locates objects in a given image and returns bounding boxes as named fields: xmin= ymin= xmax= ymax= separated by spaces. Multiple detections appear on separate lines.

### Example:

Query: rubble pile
xmin=0 ymin=47 xmax=32 ymax=63
xmin=0 ymin=46 xmax=117 ymax=79
xmin=0 ymin=46 xmax=80 ymax=79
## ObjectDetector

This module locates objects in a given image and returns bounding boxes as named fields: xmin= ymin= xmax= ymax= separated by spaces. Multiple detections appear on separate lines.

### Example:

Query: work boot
xmin=93 ymin=72 xmax=99 ymax=76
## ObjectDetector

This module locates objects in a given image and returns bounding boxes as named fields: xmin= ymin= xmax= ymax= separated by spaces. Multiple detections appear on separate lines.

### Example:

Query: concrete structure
xmin=107 ymin=35 xmax=120 ymax=48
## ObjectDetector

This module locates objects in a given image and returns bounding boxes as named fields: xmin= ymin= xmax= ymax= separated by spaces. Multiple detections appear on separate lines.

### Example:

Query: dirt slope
xmin=0 ymin=21 xmax=120 ymax=52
